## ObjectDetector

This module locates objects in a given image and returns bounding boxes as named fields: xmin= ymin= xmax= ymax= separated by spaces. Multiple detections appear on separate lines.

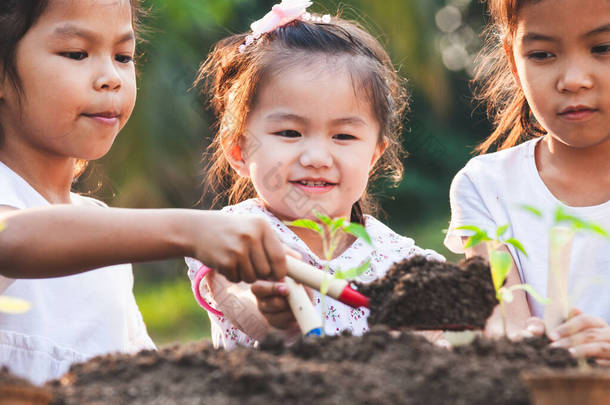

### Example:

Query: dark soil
xmin=359 ymin=256 xmax=497 ymax=330
xmin=48 ymin=327 xmax=577 ymax=405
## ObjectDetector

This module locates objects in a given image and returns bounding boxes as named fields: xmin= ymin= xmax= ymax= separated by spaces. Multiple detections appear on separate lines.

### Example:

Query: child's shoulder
xmin=462 ymin=138 xmax=537 ymax=174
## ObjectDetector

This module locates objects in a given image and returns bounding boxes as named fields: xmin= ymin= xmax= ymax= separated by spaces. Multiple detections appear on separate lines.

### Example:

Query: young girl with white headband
xmin=186 ymin=0 xmax=444 ymax=349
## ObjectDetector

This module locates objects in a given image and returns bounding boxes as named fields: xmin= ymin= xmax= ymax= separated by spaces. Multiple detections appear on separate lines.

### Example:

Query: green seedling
xmin=286 ymin=211 xmax=373 ymax=333
xmin=457 ymin=224 xmax=548 ymax=336
xmin=523 ymin=205 xmax=609 ymax=332
xmin=0 ymin=221 xmax=31 ymax=314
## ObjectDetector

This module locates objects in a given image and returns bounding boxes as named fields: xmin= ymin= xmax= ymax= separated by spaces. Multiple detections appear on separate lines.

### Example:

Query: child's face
xmin=231 ymin=59 xmax=385 ymax=221
xmin=0 ymin=0 xmax=136 ymax=161
xmin=509 ymin=0 xmax=610 ymax=149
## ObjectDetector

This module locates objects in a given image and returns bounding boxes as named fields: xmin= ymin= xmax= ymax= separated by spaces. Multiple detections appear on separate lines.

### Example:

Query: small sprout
xmin=457 ymin=224 xmax=547 ymax=336
xmin=286 ymin=211 xmax=373 ymax=334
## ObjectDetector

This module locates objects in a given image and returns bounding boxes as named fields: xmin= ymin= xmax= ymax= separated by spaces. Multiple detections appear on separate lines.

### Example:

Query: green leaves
xmin=521 ymin=205 xmax=543 ymax=218
xmin=505 ymin=238 xmax=527 ymax=256
xmin=286 ymin=219 xmax=322 ymax=235
xmin=489 ymin=250 xmax=512 ymax=292
xmin=344 ymin=223 xmax=373 ymax=246
xmin=555 ymin=207 xmax=609 ymax=237
xmin=335 ymin=260 xmax=370 ymax=280
xmin=456 ymin=225 xmax=491 ymax=249
xmin=507 ymin=284 xmax=550 ymax=305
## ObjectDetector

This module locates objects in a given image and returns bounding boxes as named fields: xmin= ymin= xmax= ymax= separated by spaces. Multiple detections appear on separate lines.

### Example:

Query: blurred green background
xmin=76 ymin=0 xmax=492 ymax=345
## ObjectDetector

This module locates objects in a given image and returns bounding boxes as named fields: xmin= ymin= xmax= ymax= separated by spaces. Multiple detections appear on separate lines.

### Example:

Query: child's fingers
xmin=525 ymin=317 xmax=546 ymax=336
xmin=265 ymin=312 xmax=297 ymax=330
xmin=237 ymin=253 xmax=257 ymax=284
xmin=549 ymin=313 xmax=607 ymax=341
xmin=566 ymin=341 xmax=610 ymax=360
xmin=262 ymin=227 xmax=288 ymax=281
xmin=251 ymin=280 xmax=289 ymax=299
xmin=258 ymin=295 xmax=291 ymax=314
xmin=550 ymin=326 xmax=610 ymax=351
xmin=284 ymin=246 xmax=302 ymax=260
xmin=250 ymin=240 xmax=272 ymax=280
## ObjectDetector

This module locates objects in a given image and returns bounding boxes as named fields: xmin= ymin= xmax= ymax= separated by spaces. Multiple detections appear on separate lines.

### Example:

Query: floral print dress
xmin=186 ymin=199 xmax=444 ymax=350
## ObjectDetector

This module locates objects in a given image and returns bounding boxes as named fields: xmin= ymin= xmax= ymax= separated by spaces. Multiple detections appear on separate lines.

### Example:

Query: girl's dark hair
xmin=0 ymin=0 xmax=145 ymax=177
xmin=196 ymin=15 xmax=408 ymax=224
xmin=473 ymin=0 xmax=546 ymax=154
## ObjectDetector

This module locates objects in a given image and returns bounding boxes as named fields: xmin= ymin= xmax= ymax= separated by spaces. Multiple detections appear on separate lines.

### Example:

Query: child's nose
xmin=93 ymin=58 xmax=122 ymax=91
xmin=299 ymin=138 xmax=333 ymax=168
xmin=556 ymin=60 xmax=594 ymax=93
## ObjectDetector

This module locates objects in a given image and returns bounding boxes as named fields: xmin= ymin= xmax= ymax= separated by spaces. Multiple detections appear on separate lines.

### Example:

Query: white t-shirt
xmin=186 ymin=198 xmax=444 ymax=350
xmin=0 ymin=161 xmax=155 ymax=385
xmin=445 ymin=138 xmax=610 ymax=322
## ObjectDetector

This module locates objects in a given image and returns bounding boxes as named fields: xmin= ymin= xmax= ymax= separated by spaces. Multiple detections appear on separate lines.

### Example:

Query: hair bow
xmin=240 ymin=0 xmax=332 ymax=53
xmin=251 ymin=0 xmax=313 ymax=36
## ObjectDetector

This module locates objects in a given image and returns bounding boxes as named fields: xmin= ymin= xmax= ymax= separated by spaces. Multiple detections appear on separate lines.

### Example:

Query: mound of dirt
xmin=48 ymin=327 xmax=575 ymax=405
xmin=359 ymin=256 xmax=497 ymax=330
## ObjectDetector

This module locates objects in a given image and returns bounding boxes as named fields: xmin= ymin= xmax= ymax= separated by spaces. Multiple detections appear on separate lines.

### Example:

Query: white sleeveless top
xmin=0 ymin=161 xmax=154 ymax=385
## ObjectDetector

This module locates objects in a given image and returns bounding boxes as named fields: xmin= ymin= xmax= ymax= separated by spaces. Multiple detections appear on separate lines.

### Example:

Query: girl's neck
xmin=0 ymin=144 xmax=75 ymax=204
xmin=535 ymin=135 xmax=610 ymax=207
xmin=289 ymin=226 xmax=356 ymax=261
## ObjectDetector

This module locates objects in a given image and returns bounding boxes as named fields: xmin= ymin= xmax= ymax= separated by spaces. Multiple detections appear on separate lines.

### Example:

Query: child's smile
xmin=231 ymin=58 xmax=385 ymax=222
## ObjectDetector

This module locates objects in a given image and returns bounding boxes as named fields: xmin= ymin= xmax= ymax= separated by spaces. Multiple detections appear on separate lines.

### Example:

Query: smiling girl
xmin=0 ymin=0 xmax=291 ymax=384
xmin=186 ymin=1 xmax=443 ymax=349
xmin=445 ymin=0 xmax=610 ymax=363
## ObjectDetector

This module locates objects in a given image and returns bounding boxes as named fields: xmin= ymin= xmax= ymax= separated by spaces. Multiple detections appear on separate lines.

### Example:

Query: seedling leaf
xmin=0 ymin=296 xmax=31 ymax=314
xmin=521 ymin=205 xmax=543 ymax=218
xmin=344 ymin=223 xmax=372 ymax=246
xmin=463 ymin=232 xmax=491 ymax=249
xmin=330 ymin=217 xmax=346 ymax=233
xmin=335 ymin=260 xmax=370 ymax=280
xmin=496 ymin=224 xmax=509 ymax=239
xmin=505 ymin=238 xmax=527 ymax=256
xmin=456 ymin=225 xmax=485 ymax=233
xmin=489 ymin=250 xmax=512 ymax=291
xmin=314 ymin=211 xmax=332 ymax=226
xmin=0 ymin=222 xmax=5 ymax=232
xmin=508 ymin=284 xmax=550 ymax=305
xmin=286 ymin=219 xmax=322 ymax=235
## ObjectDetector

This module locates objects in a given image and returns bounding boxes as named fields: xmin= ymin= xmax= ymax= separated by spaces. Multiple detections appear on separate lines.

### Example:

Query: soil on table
xmin=359 ymin=256 xmax=497 ymax=330
xmin=48 ymin=327 xmax=576 ymax=405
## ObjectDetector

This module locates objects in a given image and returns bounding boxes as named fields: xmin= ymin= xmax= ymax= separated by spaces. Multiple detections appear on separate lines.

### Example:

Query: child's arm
xmin=0 ymin=205 xmax=287 ymax=282
xmin=463 ymin=237 xmax=532 ymax=338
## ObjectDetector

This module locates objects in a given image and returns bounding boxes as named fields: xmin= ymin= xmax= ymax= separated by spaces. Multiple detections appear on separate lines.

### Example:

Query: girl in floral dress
xmin=186 ymin=1 xmax=443 ymax=349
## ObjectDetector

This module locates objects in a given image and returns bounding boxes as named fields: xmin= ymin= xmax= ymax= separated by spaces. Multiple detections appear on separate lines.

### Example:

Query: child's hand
xmin=251 ymin=280 xmax=299 ymax=330
xmin=548 ymin=308 xmax=610 ymax=364
xmin=191 ymin=213 xmax=288 ymax=283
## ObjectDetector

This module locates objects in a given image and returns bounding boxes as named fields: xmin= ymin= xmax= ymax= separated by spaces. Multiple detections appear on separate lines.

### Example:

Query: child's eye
xmin=115 ymin=54 xmax=134 ymax=64
xmin=527 ymin=51 xmax=554 ymax=61
xmin=274 ymin=130 xmax=301 ymax=138
xmin=333 ymin=133 xmax=356 ymax=140
xmin=60 ymin=51 xmax=87 ymax=60
xmin=592 ymin=44 xmax=610 ymax=55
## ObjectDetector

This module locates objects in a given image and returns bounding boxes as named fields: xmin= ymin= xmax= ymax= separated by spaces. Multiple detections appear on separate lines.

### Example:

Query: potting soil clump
xmin=359 ymin=256 xmax=497 ymax=330
xmin=48 ymin=327 xmax=576 ymax=405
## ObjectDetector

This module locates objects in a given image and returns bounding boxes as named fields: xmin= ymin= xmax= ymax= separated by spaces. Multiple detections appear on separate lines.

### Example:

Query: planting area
xmin=1 ymin=257 xmax=581 ymax=404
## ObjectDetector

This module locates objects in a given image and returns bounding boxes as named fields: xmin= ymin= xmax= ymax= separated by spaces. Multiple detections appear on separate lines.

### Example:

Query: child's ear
xmin=369 ymin=137 xmax=388 ymax=171
xmin=222 ymin=139 xmax=250 ymax=178
xmin=503 ymin=39 xmax=522 ymax=88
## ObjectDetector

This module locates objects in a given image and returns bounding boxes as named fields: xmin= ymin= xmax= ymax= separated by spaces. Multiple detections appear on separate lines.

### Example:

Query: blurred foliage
xmin=75 ymin=0 xmax=491 ymax=344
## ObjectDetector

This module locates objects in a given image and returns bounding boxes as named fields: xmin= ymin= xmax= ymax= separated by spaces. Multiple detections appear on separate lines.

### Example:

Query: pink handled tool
xmin=285 ymin=256 xmax=370 ymax=308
